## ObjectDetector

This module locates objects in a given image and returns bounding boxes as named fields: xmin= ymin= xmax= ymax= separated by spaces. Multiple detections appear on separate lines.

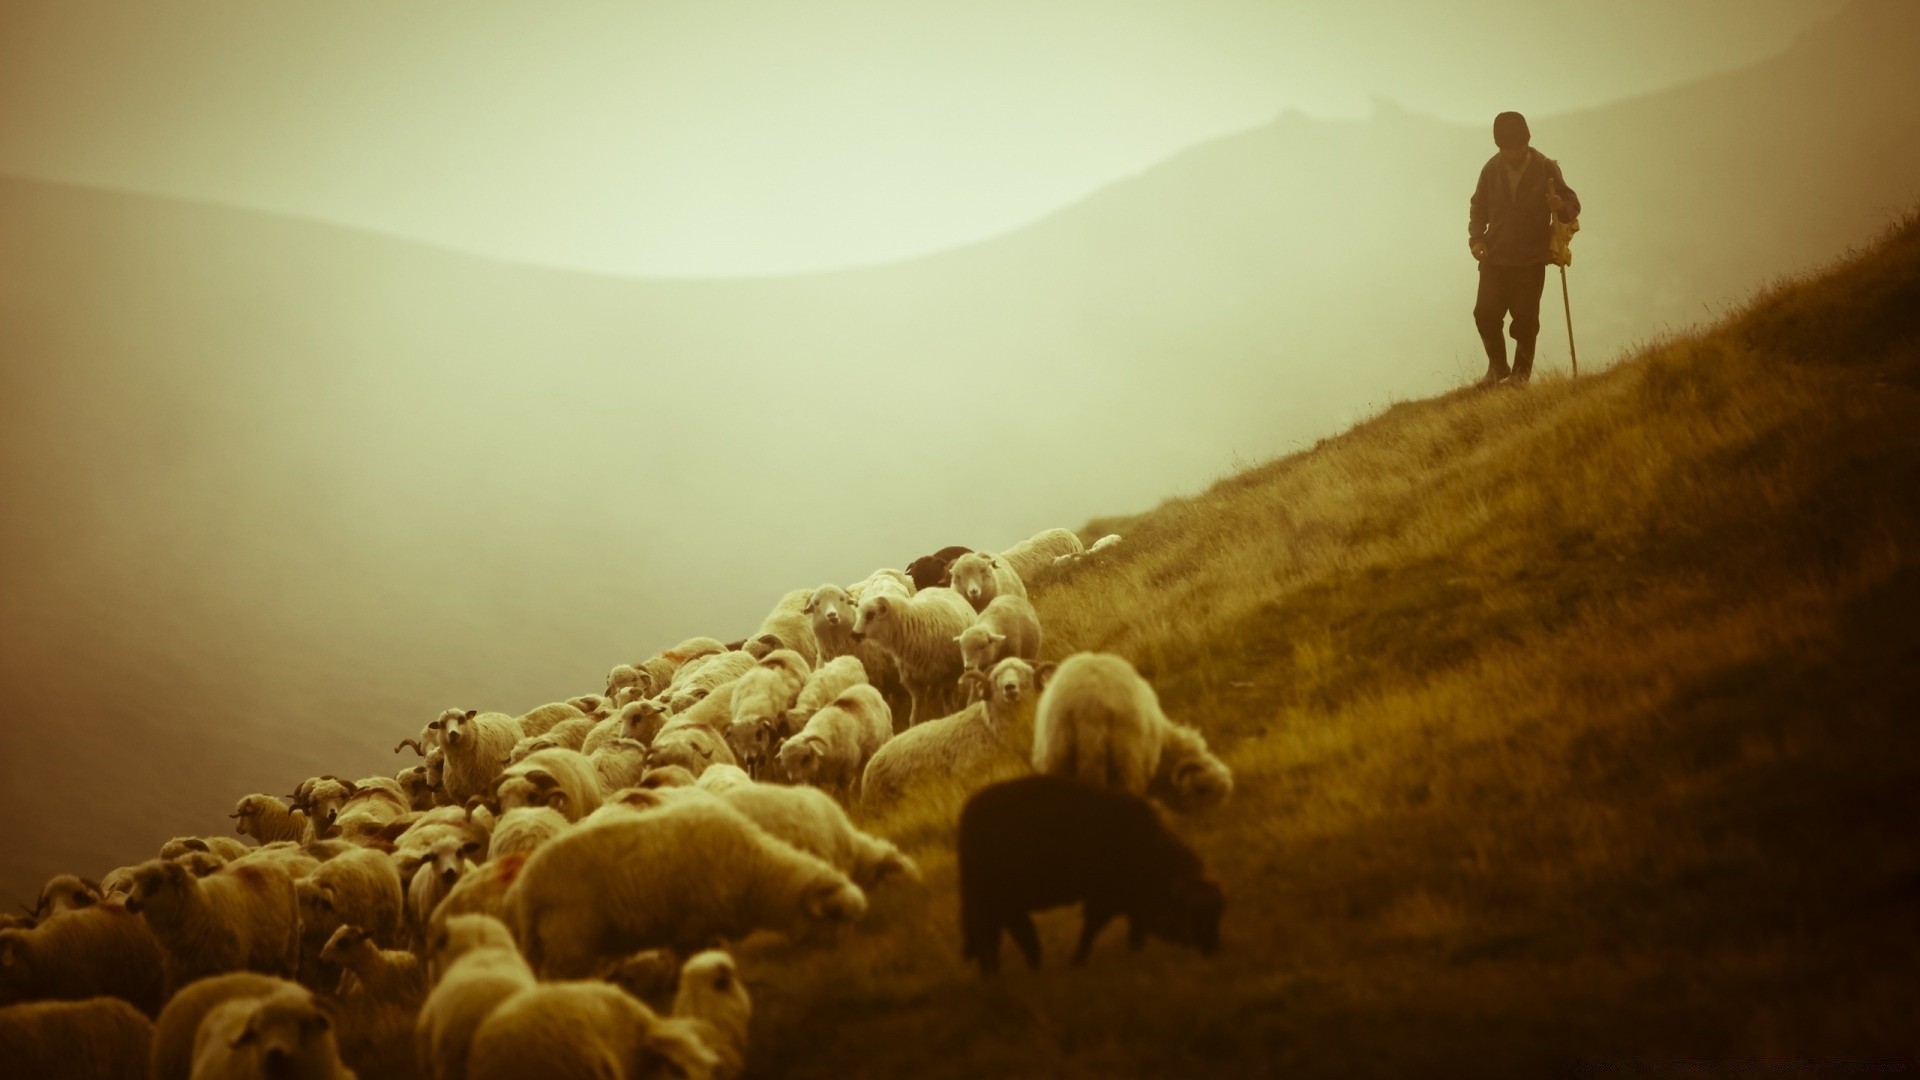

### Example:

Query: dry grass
xmin=738 ymin=214 xmax=1920 ymax=1076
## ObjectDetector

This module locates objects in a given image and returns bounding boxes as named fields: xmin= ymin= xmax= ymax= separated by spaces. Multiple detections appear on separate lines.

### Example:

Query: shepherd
xmin=1468 ymin=111 xmax=1581 ymax=388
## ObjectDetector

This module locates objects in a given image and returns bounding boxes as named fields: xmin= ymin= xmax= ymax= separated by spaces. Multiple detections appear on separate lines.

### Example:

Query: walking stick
xmin=1559 ymin=264 xmax=1577 ymax=378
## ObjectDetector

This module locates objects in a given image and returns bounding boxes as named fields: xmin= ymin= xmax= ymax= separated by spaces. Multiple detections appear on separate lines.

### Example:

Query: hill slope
xmin=738 ymin=213 xmax=1920 ymax=1075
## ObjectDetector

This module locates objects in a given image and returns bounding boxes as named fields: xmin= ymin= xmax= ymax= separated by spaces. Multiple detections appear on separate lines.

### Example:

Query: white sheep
xmin=485 ymin=807 xmax=570 ymax=861
xmin=416 ymin=914 xmax=534 ymax=1080
xmin=298 ymin=847 xmax=405 ymax=952
xmin=614 ymin=699 xmax=673 ymax=746
xmin=396 ymin=766 xmax=437 ymax=811
xmin=0 ymin=997 xmax=154 ymax=1080
xmin=727 ymin=654 xmax=868 ymax=778
xmin=727 ymin=649 xmax=812 ymax=731
xmin=332 ymin=776 xmax=412 ymax=841
xmin=694 ymin=764 xmax=754 ymax=794
xmin=668 ymin=949 xmax=751 ymax=1080
xmin=862 ymin=657 xmax=1046 ymax=808
xmin=805 ymin=585 xmax=903 ymax=702
xmin=439 ymin=709 xmax=522 ymax=807
xmin=466 ymin=979 xmax=718 ymax=1080
xmin=514 ymin=700 xmax=589 ymax=739
xmin=30 ymin=874 xmax=104 ymax=922
xmin=320 ymin=924 xmax=425 ymax=1080
xmin=718 ymin=783 xmax=919 ymax=889
xmin=190 ymin=982 xmax=354 ymax=1079
xmin=1031 ymin=651 xmax=1171 ymax=796
xmin=491 ymin=747 xmax=603 ymax=822
xmin=578 ymin=714 xmax=624 ymax=756
xmin=774 ymin=684 xmax=893 ymax=797
xmin=997 ymin=525 xmax=1086 ymax=582
xmin=667 ymin=651 xmax=756 ymax=713
xmin=1052 ymin=532 xmax=1121 ymax=567
xmin=124 ymin=858 xmax=301 ymax=987
xmin=508 ymin=797 xmax=867 ymax=978
xmin=590 ymin=736 xmax=651 ymax=792
xmin=0 ymin=903 xmax=170 ymax=1019
xmin=1148 ymin=721 xmax=1235 ymax=812
xmin=631 ymin=635 xmax=730 ymax=700
xmin=647 ymin=723 xmax=737 ymax=778
xmin=741 ymin=587 xmax=820 ymax=668
xmin=150 ymin=973 xmax=295 ymax=1080
xmin=851 ymin=586 xmax=975 ymax=726
xmin=158 ymin=835 xmax=251 ymax=864
xmin=229 ymin=794 xmax=310 ymax=846
xmin=955 ymin=593 xmax=1042 ymax=691
xmin=946 ymin=551 xmax=1028 ymax=613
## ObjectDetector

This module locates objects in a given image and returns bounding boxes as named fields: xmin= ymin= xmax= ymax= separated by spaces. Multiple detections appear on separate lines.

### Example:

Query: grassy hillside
xmin=735 ymin=214 xmax=1920 ymax=1075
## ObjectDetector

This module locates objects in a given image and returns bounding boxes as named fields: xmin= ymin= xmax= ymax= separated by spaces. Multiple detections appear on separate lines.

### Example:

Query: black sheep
xmin=904 ymin=545 xmax=972 ymax=591
xmin=957 ymin=775 xmax=1224 ymax=975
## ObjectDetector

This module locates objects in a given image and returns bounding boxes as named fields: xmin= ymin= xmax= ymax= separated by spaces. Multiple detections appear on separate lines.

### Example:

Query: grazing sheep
xmin=149 ymin=973 xmax=294 ymax=1080
xmin=515 ymin=701 xmax=588 ymax=739
xmin=775 ymin=684 xmax=893 ymax=797
xmin=0 ymin=997 xmax=152 ymax=1080
xmin=729 ymin=655 xmax=875 ymax=780
xmin=321 ymin=924 xmax=426 ymax=1080
xmin=958 ymin=774 xmax=1224 ymax=975
xmin=0 ymin=904 xmax=169 ymax=1017
xmin=728 ymin=649 xmax=812 ymax=734
xmin=718 ymin=783 xmax=918 ymax=889
xmin=439 ymin=709 xmax=522 ymax=808
xmin=955 ymin=593 xmax=1042 ymax=689
xmin=191 ymin=983 xmax=354 ymax=1080
xmin=997 ymin=526 xmax=1085 ymax=583
xmin=31 ymin=874 xmax=103 ymax=921
xmin=862 ymin=657 xmax=1047 ymax=808
xmin=647 ymin=723 xmax=737 ymax=778
xmin=1032 ymin=651 xmax=1171 ymax=797
xmin=590 ymin=737 xmax=651 ymax=793
xmin=851 ymin=586 xmax=975 ymax=727
xmin=299 ymin=847 xmax=406 ymax=950
xmin=741 ymin=588 xmax=820 ymax=668
xmin=668 ymin=949 xmax=751 ymax=1080
xmin=230 ymin=794 xmax=311 ymax=845
xmin=946 ymin=551 xmax=1028 ymax=613
xmin=1052 ymin=532 xmax=1121 ymax=567
xmin=333 ymin=777 xmax=412 ymax=842
xmin=491 ymin=747 xmax=603 ymax=822
xmin=1149 ymin=723 xmax=1235 ymax=813
xmin=417 ymin=914 xmax=534 ymax=1080
xmin=466 ymin=979 xmax=715 ymax=1080
xmin=509 ymin=798 xmax=867 ymax=978
xmin=904 ymin=545 xmax=972 ymax=590
xmin=124 ymin=859 xmax=301 ymax=987
xmin=694 ymin=763 xmax=754 ymax=794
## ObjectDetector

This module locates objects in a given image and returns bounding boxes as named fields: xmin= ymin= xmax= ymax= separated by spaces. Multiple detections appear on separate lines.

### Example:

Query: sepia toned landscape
xmin=1 ymin=1 xmax=1916 ymax=1076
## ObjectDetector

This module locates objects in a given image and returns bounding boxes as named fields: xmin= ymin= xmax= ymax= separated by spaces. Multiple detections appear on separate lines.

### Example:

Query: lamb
xmin=438 ymin=709 xmax=523 ymax=807
xmin=646 ymin=723 xmax=737 ymax=778
xmin=124 ymin=858 xmax=301 ymax=987
xmin=850 ymin=586 xmax=975 ymax=726
xmin=508 ymin=797 xmax=867 ymax=978
xmin=904 ymin=544 xmax=971 ymax=590
xmin=490 ymin=747 xmax=603 ymax=822
xmin=861 ymin=657 xmax=1048 ymax=809
xmin=946 ymin=550 xmax=1027 ymax=613
xmin=0 ymin=903 xmax=169 ymax=1018
xmin=955 ymin=593 xmax=1042 ymax=691
xmin=190 ymin=983 xmax=354 ymax=1080
xmin=298 ymin=847 xmax=406 ymax=950
xmin=740 ymin=588 xmax=820 ymax=668
xmin=957 ymin=774 xmax=1224 ymax=975
xmin=774 ymin=684 xmax=893 ymax=797
xmin=717 ymin=783 xmax=919 ymax=889
xmin=1149 ymin=722 xmax=1236 ymax=813
xmin=0 ymin=997 xmax=153 ymax=1080
xmin=996 ymin=526 xmax=1085 ymax=582
xmin=230 ymin=794 xmax=311 ymax=845
xmin=31 ymin=874 xmax=103 ymax=921
xmin=1032 ymin=651 xmax=1172 ymax=797
xmin=667 ymin=949 xmax=751 ymax=1080
xmin=416 ymin=914 xmax=535 ymax=1080
xmin=466 ymin=980 xmax=717 ymax=1080
xmin=321 ymin=924 xmax=426 ymax=1080
xmin=589 ymin=737 xmax=651 ymax=792
xmin=148 ymin=972 xmax=291 ymax=1080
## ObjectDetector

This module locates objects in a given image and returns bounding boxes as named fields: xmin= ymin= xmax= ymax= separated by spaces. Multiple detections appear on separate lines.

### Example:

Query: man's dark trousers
xmin=1474 ymin=263 xmax=1546 ymax=381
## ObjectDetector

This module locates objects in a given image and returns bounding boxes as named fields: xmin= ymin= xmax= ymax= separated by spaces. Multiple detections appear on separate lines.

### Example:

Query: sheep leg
xmin=1006 ymin=913 xmax=1043 ymax=970
xmin=964 ymin=908 xmax=1002 ymax=976
xmin=1072 ymin=903 xmax=1118 ymax=966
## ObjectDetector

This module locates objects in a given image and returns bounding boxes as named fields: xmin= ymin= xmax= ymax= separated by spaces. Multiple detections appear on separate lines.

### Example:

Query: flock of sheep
xmin=0 ymin=526 xmax=1235 ymax=1079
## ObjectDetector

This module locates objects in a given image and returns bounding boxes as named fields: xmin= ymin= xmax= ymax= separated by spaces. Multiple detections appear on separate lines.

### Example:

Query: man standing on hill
xmin=1468 ymin=111 xmax=1580 ymax=388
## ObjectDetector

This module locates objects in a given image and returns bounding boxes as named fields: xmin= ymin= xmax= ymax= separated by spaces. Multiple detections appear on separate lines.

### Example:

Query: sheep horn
xmin=394 ymin=738 xmax=425 ymax=755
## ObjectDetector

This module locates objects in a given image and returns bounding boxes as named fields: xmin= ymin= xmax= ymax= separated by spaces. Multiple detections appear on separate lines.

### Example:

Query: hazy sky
xmin=0 ymin=0 xmax=1845 ymax=274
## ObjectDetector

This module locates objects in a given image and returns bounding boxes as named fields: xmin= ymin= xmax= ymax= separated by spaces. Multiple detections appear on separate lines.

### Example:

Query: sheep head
xmin=851 ymin=595 xmax=891 ymax=641
xmin=775 ymin=736 xmax=824 ymax=783
xmin=619 ymin=700 xmax=669 ymax=744
xmin=318 ymin=924 xmax=369 ymax=967
xmin=122 ymin=859 xmax=191 ymax=916
xmin=224 ymin=986 xmax=337 ymax=1073
xmin=34 ymin=875 xmax=101 ymax=920
xmin=440 ymin=709 xmax=480 ymax=748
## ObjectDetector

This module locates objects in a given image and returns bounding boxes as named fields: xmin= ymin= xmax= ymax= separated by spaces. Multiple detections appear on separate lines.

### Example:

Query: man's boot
xmin=1509 ymin=336 xmax=1537 ymax=386
xmin=1475 ymin=330 xmax=1510 ymax=389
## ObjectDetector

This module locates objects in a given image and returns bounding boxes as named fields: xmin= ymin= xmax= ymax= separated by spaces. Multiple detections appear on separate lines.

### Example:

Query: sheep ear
xmin=463 ymin=709 xmax=478 ymax=720
xmin=1034 ymin=662 xmax=1058 ymax=690
xmin=802 ymin=880 xmax=849 ymax=918
xmin=802 ymin=597 xmax=817 ymax=614
xmin=229 ymin=1014 xmax=259 ymax=1048
xmin=544 ymin=790 xmax=570 ymax=812
xmin=987 ymin=631 xmax=1006 ymax=645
